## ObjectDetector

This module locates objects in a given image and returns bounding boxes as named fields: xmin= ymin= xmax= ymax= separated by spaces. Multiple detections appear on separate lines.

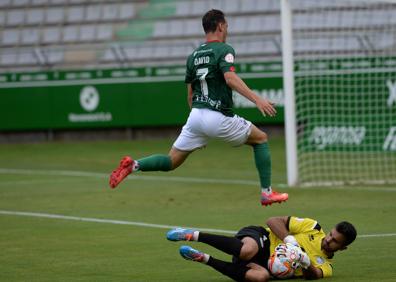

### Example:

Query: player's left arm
xmin=302 ymin=265 xmax=323 ymax=280
xmin=186 ymin=83 xmax=193 ymax=109
xmin=224 ymin=71 xmax=276 ymax=117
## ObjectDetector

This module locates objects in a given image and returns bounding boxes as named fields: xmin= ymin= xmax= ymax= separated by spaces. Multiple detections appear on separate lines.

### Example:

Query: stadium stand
xmin=0 ymin=0 xmax=395 ymax=70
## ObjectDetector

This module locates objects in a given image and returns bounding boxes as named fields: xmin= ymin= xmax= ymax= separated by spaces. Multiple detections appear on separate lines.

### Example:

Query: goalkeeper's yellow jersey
xmin=266 ymin=216 xmax=333 ymax=278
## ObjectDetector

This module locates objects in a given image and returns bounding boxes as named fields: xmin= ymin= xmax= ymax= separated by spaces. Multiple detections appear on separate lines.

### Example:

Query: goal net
xmin=281 ymin=0 xmax=396 ymax=186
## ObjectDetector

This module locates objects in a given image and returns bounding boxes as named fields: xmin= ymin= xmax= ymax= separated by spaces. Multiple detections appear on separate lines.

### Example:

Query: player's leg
xmin=167 ymin=227 xmax=261 ymax=260
xmin=178 ymin=245 xmax=269 ymax=282
xmin=108 ymin=148 xmax=190 ymax=189
xmin=245 ymin=262 xmax=271 ymax=282
xmin=178 ymin=245 xmax=251 ymax=282
xmin=109 ymin=109 xmax=208 ymax=188
xmin=245 ymin=124 xmax=288 ymax=206
xmin=167 ymin=228 xmax=245 ymax=257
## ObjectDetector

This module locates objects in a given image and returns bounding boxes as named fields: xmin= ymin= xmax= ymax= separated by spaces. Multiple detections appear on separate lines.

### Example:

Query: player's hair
xmin=336 ymin=221 xmax=357 ymax=246
xmin=202 ymin=9 xmax=226 ymax=34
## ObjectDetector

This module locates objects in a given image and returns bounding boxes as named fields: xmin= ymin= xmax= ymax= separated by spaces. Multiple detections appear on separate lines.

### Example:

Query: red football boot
xmin=109 ymin=156 xmax=134 ymax=189
xmin=261 ymin=190 xmax=289 ymax=206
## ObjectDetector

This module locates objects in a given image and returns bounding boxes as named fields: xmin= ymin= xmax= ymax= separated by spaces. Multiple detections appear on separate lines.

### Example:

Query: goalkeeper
xmin=166 ymin=216 xmax=357 ymax=281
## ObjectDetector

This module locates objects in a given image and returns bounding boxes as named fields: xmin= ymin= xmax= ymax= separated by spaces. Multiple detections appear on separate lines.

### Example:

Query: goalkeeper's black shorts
xmin=233 ymin=225 xmax=271 ymax=269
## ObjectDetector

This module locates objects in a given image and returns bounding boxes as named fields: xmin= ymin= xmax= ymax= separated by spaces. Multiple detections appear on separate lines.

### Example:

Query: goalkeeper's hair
xmin=336 ymin=221 xmax=357 ymax=246
xmin=202 ymin=9 xmax=226 ymax=34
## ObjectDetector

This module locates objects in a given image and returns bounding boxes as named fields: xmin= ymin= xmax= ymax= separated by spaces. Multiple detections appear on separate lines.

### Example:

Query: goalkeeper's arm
xmin=266 ymin=216 xmax=299 ymax=246
xmin=302 ymin=265 xmax=323 ymax=280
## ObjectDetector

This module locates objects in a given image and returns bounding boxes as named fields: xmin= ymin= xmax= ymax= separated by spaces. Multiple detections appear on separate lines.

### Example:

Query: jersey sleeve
xmin=319 ymin=262 xmax=333 ymax=277
xmin=288 ymin=216 xmax=319 ymax=234
xmin=185 ymin=54 xmax=194 ymax=83
xmin=219 ymin=44 xmax=236 ymax=73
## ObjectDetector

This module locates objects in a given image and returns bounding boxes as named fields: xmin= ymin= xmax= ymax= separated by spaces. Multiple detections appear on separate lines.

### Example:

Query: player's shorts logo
xmin=80 ymin=86 xmax=99 ymax=112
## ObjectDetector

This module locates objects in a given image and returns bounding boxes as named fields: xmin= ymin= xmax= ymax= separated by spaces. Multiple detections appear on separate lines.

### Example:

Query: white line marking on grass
xmin=0 ymin=210 xmax=236 ymax=234
xmin=1 ymin=168 xmax=396 ymax=192
xmin=0 ymin=210 xmax=395 ymax=239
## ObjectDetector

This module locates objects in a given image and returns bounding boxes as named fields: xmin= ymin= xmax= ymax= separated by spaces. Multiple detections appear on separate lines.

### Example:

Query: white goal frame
xmin=281 ymin=0 xmax=396 ymax=186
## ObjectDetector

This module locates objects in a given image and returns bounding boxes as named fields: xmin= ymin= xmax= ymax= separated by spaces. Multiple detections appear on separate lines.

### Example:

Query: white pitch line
xmin=0 ymin=210 xmax=236 ymax=234
xmin=1 ymin=168 xmax=396 ymax=192
xmin=0 ymin=210 xmax=395 ymax=239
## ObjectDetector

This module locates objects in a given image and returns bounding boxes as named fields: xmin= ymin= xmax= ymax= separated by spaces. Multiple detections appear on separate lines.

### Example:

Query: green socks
xmin=253 ymin=142 xmax=272 ymax=192
xmin=136 ymin=154 xmax=172 ymax=171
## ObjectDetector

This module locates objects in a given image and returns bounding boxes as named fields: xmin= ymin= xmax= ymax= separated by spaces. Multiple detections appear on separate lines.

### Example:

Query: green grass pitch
xmin=0 ymin=136 xmax=395 ymax=281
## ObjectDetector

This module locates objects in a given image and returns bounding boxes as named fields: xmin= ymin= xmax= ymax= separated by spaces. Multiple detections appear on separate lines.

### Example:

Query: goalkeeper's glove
xmin=283 ymin=235 xmax=299 ymax=247
xmin=295 ymin=247 xmax=311 ymax=269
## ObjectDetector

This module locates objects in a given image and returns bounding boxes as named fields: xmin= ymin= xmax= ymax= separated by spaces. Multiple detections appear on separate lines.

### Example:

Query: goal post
xmin=281 ymin=0 xmax=396 ymax=186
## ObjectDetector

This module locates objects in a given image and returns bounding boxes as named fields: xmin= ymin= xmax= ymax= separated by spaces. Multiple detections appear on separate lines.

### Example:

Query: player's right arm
xmin=223 ymin=71 xmax=276 ymax=117
xmin=302 ymin=265 xmax=323 ymax=280
xmin=266 ymin=216 xmax=290 ymax=240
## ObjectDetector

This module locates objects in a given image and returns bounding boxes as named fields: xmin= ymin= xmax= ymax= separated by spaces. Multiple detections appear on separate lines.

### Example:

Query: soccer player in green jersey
xmin=109 ymin=9 xmax=288 ymax=206
xmin=166 ymin=217 xmax=357 ymax=281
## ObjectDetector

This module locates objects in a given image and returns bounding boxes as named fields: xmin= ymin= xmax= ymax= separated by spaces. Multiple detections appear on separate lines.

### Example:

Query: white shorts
xmin=173 ymin=108 xmax=252 ymax=151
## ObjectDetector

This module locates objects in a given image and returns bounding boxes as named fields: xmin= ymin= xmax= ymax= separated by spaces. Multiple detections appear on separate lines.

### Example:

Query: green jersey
xmin=185 ymin=41 xmax=236 ymax=117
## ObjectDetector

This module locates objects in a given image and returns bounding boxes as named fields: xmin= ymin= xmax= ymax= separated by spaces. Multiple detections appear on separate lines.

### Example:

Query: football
xmin=268 ymin=243 xmax=300 ymax=279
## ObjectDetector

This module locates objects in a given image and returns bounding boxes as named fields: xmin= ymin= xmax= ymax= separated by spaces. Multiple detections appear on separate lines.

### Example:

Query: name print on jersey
xmin=194 ymin=56 xmax=210 ymax=66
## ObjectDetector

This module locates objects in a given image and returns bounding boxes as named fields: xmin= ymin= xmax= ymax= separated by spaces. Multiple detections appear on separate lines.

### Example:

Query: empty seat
xmin=0 ymin=11 xmax=5 ymax=26
xmin=46 ymin=49 xmax=64 ymax=64
xmin=26 ymin=9 xmax=45 ymax=24
xmin=21 ymin=28 xmax=40 ymax=44
xmin=175 ymin=1 xmax=190 ymax=16
xmin=101 ymin=48 xmax=116 ymax=62
xmin=247 ymin=40 xmax=278 ymax=54
xmin=183 ymin=19 xmax=202 ymax=36
xmin=231 ymin=41 xmax=249 ymax=55
xmin=367 ymin=32 xmax=396 ymax=50
xmin=50 ymin=0 xmax=65 ymax=4
xmin=102 ymin=4 xmax=119 ymax=20
xmin=191 ymin=1 xmax=207 ymax=16
xmin=123 ymin=45 xmax=139 ymax=60
xmin=263 ymin=15 xmax=280 ymax=32
xmin=209 ymin=0 xmax=222 ymax=10
xmin=0 ymin=0 xmax=12 ymax=8
xmin=240 ymin=0 xmax=257 ymax=13
xmin=0 ymin=52 xmax=17 ymax=65
xmin=221 ymin=0 xmax=240 ymax=13
xmin=46 ymin=8 xmax=64 ymax=24
xmin=86 ymin=5 xmax=101 ymax=22
xmin=67 ymin=6 xmax=84 ymax=23
xmin=119 ymin=3 xmax=135 ymax=20
xmin=153 ymin=21 xmax=168 ymax=38
xmin=294 ymin=36 xmax=361 ymax=53
xmin=96 ymin=25 xmax=113 ymax=41
xmin=68 ymin=0 xmax=86 ymax=4
xmin=6 ymin=10 xmax=25 ymax=26
xmin=257 ymin=0 xmax=280 ymax=12
xmin=79 ymin=25 xmax=96 ymax=42
xmin=170 ymin=44 xmax=191 ymax=58
xmin=153 ymin=45 xmax=169 ymax=59
xmin=17 ymin=51 xmax=37 ymax=65
xmin=43 ymin=27 xmax=61 ymax=43
xmin=2 ymin=29 xmax=20 ymax=45
xmin=247 ymin=16 xmax=264 ymax=33
xmin=31 ymin=0 xmax=48 ymax=5
xmin=62 ymin=26 xmax=79 ymax=42
xmin=136 ymin=45 xmax=154 ymax=59
xmin=12 ymin=0 xmax=29 ymax=6
xmin=228 ymin=16 xmax=248 ymax=33
xmin=168 ymin=20 xmax=184 ymax=36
